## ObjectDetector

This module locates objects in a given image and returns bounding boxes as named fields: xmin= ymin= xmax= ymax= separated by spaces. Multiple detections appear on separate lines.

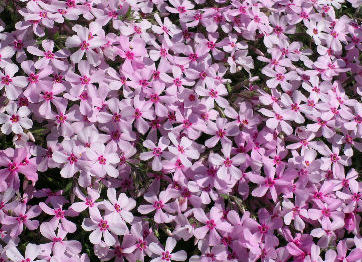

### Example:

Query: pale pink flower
xmin=0 ymin=103 xmax=32 ymax=135
xmin=149 ymin=237 xmax=187 ymax=262
xmin=82 ymin=207 xmax=126 ymax=246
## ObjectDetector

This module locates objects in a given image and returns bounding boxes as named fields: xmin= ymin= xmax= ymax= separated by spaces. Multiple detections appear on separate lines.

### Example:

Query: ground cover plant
xmin=0 ymin=0 xmax=361 ymax=261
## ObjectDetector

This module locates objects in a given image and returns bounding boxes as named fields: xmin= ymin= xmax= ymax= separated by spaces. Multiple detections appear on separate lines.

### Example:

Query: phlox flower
xmin=65 ymin=23 xmax=106 ymax=65
xmin=149 ymin=237 xmax=187 ymax=262
xmin=27 ymin=40 xmax=68 ymax=70
xmin=138 ymin=187 xmax=177 ymax=224
xmin=0 ymin=103 xmax=32 ymax=135
xmin=0 ymin=64 xmax=28 ymax=100
xmin=39 ymin=201 xmax=77 ymax=233
xmin=140 ymin=136 xmax=170 ymax=171
xmin=6 ymin=243 xmax=44 ymax=262
xmin=193 ymin=207 xmax=232 ymax=246
xmin=82 ymin=207 xmax=126 ymax=246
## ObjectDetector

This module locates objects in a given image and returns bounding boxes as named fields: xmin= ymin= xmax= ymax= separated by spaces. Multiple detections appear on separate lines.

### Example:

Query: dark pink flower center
xmin=67 ymin=153 xmax=78 ymax=164
xmin=258 ymin=224 xmax=269 ymax=234
xmin=207 ymin=41 xmax=216 ymax=49
xmin=224 ymin=158 xmax=232 ymax=167
xmin=98 ymin=219 xmax=109 ymax=231
xmin=80 ymin=75 xmax=90 ymax=85
xmin=188 ymin=53 xmax=198 ymax=61
xmin=217 ymin=129 xmax=225 ymax=138
xmin=55 ymin=208 xmax=65 ymax=218
xmin=56 ymin=113 xmax=67 ymax=123
xmin=1 ymin=75 xmax=12 ymax=85
xmin=16 ymin=214 xmax=27 ymax=223
xmin=85 ymin=198 xmax=94 ymax=207
xmin=274 ymin=26 xmax=283 ymax=35
xmin=178 ymin=145 xmax=185 ymax=153
xmin=291 ymin=103 xmax=299 ymax=111
xmin=134 ymin=108 xmax=142 ymax=119
xmin=153 ymin=147 xmax=162 ymax=157
xmin=330 ymin=153 xmax=339 ymax=163
xmin=206 ymin=219 xmax=216 ymax=229
xmin=45 ymin=51 xmax=54 ymax=59
xmin=125 ymin=51 xmax=134 ymax=60
xmin=98 ymin=155 xmax=106 ymax=165
xmin=153 ymin=200 xmax=164 ymax=209
xmin=43 ymin=92 xmax=54 ymax=101
xmin=137 ymin=239 xmax=147 ymax=250
xmin=209 ymin=89 xmax=218 ymax=98
xmin=80 ymin=41 xmax=89 ymax=50
xmin=174 ymin=78 xmax=182 ymax=87
xmin=28 ymin=73 xmax=39 ymax=84
xmin=177 ymin=6 xmax=186 ymax=13
xmin=8 ymin=162 xmax=18 ymax=172
xmin=275 ymin=114 xmax=283 ymax=121
xmin=162 ymin=251 xmax=172 ymax=261
xmin=276 ymin=73 xmax=285 ymax=81
xmin=265 ymin=177 xmax=275 ymax=187
xmin=10 ymin=115 xmax=20 ymax=123
xmin=160 ymin=48 xmax=168 ymax=57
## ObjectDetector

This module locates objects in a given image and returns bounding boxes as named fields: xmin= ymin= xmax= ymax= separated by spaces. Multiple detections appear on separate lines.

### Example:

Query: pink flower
xmin=27 ymin=40 xmax=68 ymax=70
xmin=140 ymin=136 xmax=170 ymax=171
xmin=209 ymin=142 xmax=246 ymax=181
xmin=204 ymin=118 xmax=238 ymax=148
xmin=259 ymin=103 xmax=294 ymax=135
xmin=102 ymin=188 xmax=136 ymax=228
xmin=39 ymin=222 xmax=81 ymax=258
xmin=0 ymin=147 xmax=38 ymax=190
xmin=193 ymin=207 xmax=232 ymax=246
xmin=39 ymin=201 xmax=77 ymax=233
xmin=6 ymin=243 xmax=42 ymax=262
xmin=65 ymin=23 xmax=106 ymax=65
xmin=167 ymin=132 xmax=200 ymax=168
xmin=248 ymin=164 xmax=290 ymax=202
xmin=149 ymin=237 xmax=187 ymax=262
xmin=0 ymin=64 xmax=28 ymax=100
xmin=325 ymin=240 xmax=362 ymax=262
xmin=0 ymin=103 xmax=32 ymax=135
xmin=52 ymin=140 xmax=89 ymax=178
xmin=69 ymin=187 xmax=100 ymax=213
xmin=82 ymin=207 xmax=126 ymax=246
xmin=85 ymin=141 xmax=120 ymax=178
xmin=2 ymin=203 xmax=41 ymax=237
xmin=138 ymin=187 xmax=176 ymax=224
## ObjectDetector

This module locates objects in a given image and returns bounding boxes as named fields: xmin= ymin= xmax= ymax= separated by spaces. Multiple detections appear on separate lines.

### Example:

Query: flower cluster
xmin=0 ymin=0 xmax=361 ymax=261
